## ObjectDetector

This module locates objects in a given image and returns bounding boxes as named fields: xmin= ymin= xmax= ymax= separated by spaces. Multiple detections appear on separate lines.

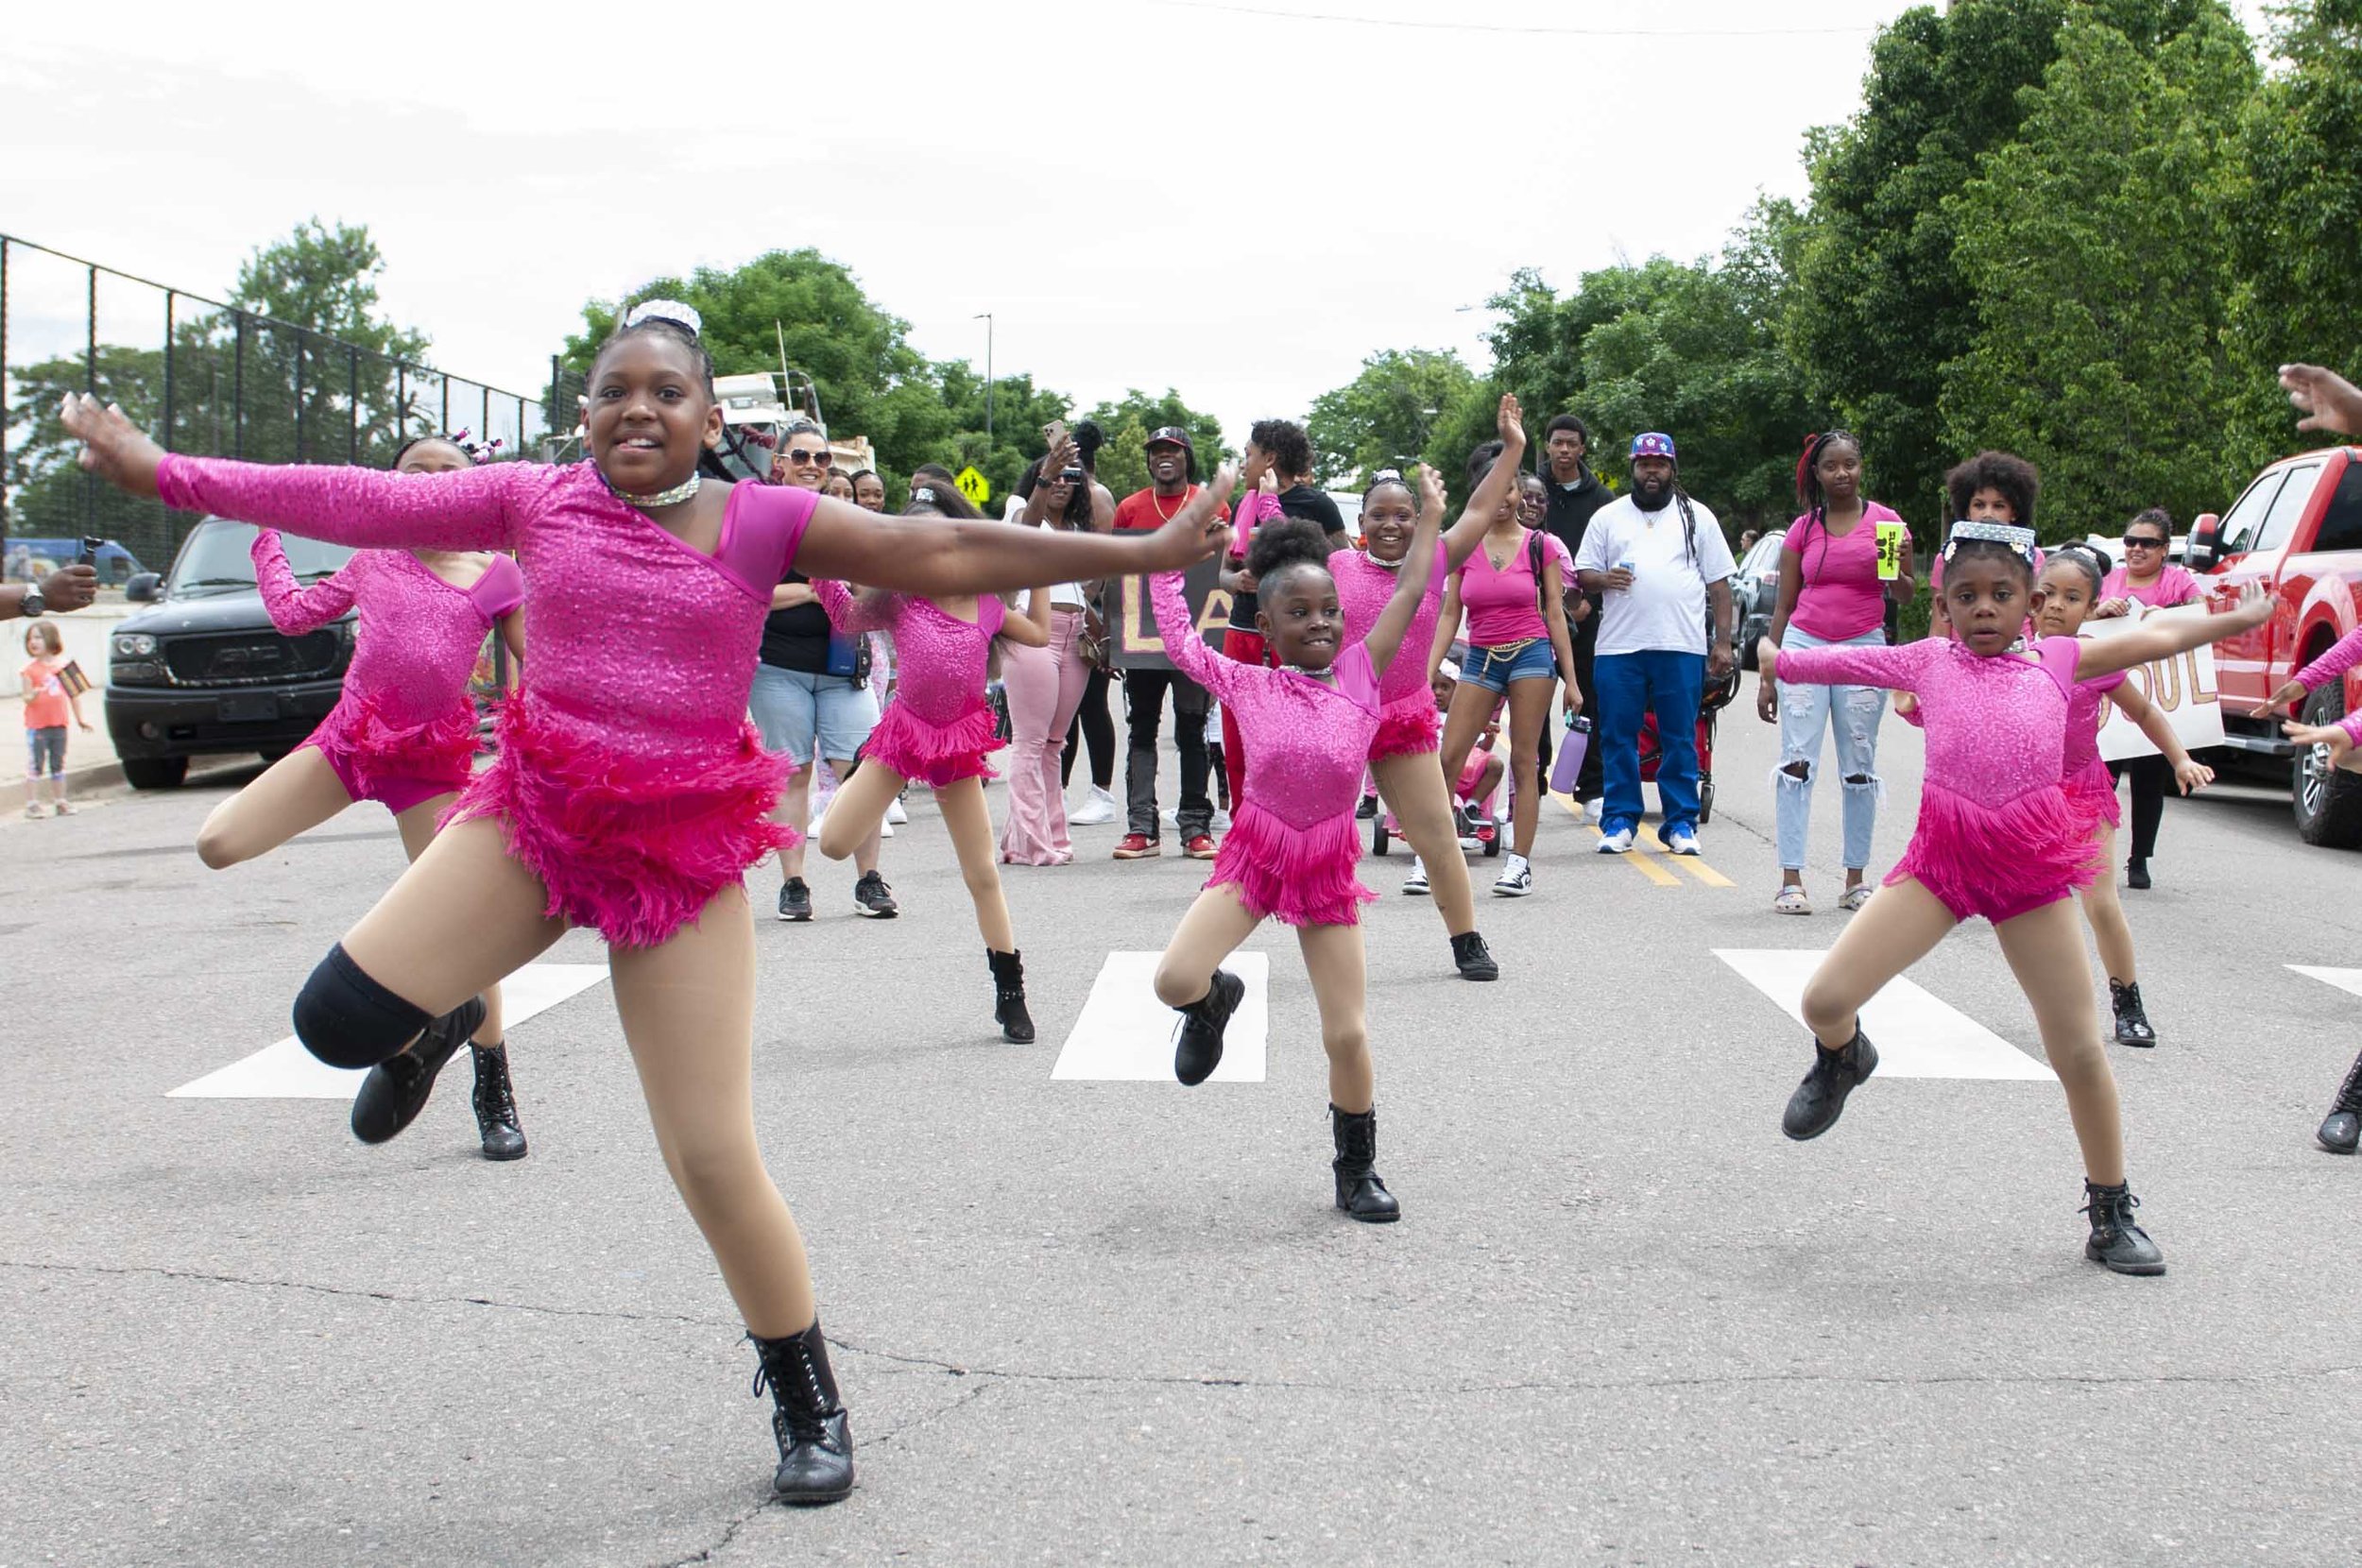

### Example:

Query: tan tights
xmin=821 ymin=765 xmax=1015 ymax=951
xmin=1800 ymin=878 xmax=2125 ymax=1186
xmin=1371 ymin=751 xmax=1477 ymax=938
xmin=1152 ymin=883 xmax=1372 ymax=1114
xmin=198 ymin=748 xmax=504 ymax=1045
xmin=340 ymin=816 xmax=817 ymax=1337
xmin=2076 ymin=823 xmax=2137 ymax=983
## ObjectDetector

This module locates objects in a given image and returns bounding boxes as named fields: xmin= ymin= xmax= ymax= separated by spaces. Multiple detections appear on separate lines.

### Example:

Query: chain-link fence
xmin=2 ymin=234 xmax=573 ymax=583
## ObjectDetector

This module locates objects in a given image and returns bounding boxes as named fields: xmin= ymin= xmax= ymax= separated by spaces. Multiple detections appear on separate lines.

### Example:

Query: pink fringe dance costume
xmin=159 ymin=456 xmax=817 ymax=948
xmin=2061 ymin=668 xmax=2130 ymax=835
xmin=1333 ymin=539 xmax=1451 ymax=760
xmin=1151 ymin=570 xmax=1381 ymax=926
xmin=1775 ymin=635 xmax=2098 ymax=923
xmin=813 ymin=585 xmax=1005 ymax=788
xmin=251 ymin=530 xmax=522 ymax=815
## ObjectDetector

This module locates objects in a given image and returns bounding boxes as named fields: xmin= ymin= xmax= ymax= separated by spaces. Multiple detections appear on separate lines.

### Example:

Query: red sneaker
xmin=1113 ymin=833 xmax=1160 ymax=860
xmin=1183 ymin=833 xmax=1220 ymax=861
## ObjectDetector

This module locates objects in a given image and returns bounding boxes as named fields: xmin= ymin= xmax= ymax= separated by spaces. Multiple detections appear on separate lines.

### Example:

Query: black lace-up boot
xmin=350 ymin=995 xmax=486 ymax=1145
xmin=2319 ymin=1048 xmax=2362 ymax=1154
xmin=1171 ymin=969 xmax=1243 ymax=1086
xmin=1329 ymin=1105 xmax=1399 ymax=1222
xmin=1449 ymin=930 xmax=1498 ymax=981
xmin=987 ymin=948 xmax=1035 ymax=1043
xmin=2081 ymin=1180 xmax=2165 ymax=1275
xmin=750 ymin=1321 xmax=854 ymax=1505
xmin=1781 ymin=1027 xmax=1878 ymax=1141
xmin=470 ymin=1043 xmax=527 ymax=1161
xmin=2110 ymin=980 xmax=2157 ymax=1047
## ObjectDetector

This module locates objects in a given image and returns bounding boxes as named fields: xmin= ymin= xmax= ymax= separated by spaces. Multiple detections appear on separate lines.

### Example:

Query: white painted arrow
xmin=1715 ymin=948 xmax=2056 ymax=1081
xmin=1052 ymin=951 xmax=1269 ymax=1083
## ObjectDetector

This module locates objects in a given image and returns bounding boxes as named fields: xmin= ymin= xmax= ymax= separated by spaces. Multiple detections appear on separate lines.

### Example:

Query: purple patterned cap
xmin=1630 ymin=432 xmax=1677 ymax=461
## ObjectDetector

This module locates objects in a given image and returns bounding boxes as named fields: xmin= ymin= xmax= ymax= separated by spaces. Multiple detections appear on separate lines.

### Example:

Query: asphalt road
xmin=6 ymin=700 xmax=2359 ymax=1567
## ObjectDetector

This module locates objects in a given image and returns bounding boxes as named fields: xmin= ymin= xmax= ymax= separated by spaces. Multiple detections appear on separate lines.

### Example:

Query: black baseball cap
xmin=1144 ymin=426 xmax=1194 ymax=454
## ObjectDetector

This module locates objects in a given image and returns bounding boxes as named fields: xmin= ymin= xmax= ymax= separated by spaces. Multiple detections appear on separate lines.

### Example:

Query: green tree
xmin=1078 ymin=389 xmax=1230 ymax=501
xmin=933 ymin=365 xmax=1072 ymax=503
xmin=2225 ymin=0 xmax=2362 ymax=471
xmin=1942 ymin=6 xmax=2257 ymax=534
xmin=1305 ymin=349 xmax=1477 ymax=485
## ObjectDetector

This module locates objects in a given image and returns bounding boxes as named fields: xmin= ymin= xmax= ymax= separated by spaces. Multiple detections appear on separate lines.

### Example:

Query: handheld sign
xmin=954 ymin=466 xmax=991 ymax=507
xmin=1111 ymin=556 xmax=1229 ymax=673
xmin=2078 ymin=604 xmax=2225 ymax=762
xmin=1875 ymin=520 xmax=1907 ymax=582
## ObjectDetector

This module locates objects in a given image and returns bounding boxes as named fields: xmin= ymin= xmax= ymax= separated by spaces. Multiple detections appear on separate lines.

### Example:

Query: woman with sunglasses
xmin=2089 ymin=508 xmax=2199 ymax=889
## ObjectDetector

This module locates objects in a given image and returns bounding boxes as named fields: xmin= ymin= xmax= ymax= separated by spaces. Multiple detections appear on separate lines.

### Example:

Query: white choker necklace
xmin=1360 ymin=548 xmax=1407 ymax=572
xmin=605 ymin=471 xmax=702 ymax=510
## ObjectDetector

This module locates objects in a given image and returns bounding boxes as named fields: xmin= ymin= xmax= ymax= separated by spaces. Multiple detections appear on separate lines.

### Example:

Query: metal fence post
xmin=397 ymin=364 xmax=406 ymax=442
xmin=163 ymin=290 xmax=176 ymax=452
xmin=480 ymin=383 xmax=489 ymax=449
xmin=348 ymin=348 xmax=360 ymax=462
xmin=294 ymin=327 xmax=306 ymax=462
xmin=232 ymin=311 xmax=247 ymax=460
xmin=1 ymin=237 xmax=10 ymax=529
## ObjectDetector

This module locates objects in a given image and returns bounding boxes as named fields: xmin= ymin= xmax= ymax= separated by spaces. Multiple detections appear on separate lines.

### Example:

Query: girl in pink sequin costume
xmin=2032 ymin=550 xmax=2214 ymax=1050
xmin=1335 ymin=395 xmax=1534 ymax=982
xmin=60 ymin=307 xmax=1227 ymax=1509
xmin=1756 ymin=521 xmax=2267 ymax=1276
xmin=192 ymin=434 xmax=533 ymax=1163
xmin=812 ymin=483 xmax=1053 ymax=1045
xmin=1148 ymin=491 xmax=1441 ymax=1223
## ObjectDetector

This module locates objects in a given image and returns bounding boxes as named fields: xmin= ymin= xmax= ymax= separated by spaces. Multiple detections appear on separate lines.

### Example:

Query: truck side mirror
xmin=124 ymin=572 xmax=162 ymax=603
xmin=2184 ymin=513 xmax=2220 ymax=572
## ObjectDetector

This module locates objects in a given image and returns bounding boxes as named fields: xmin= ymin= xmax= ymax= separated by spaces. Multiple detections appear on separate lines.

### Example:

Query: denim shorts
xmin=26 ymin=725 xmax=66 ymax=776
xmin=748 ymin=663 xmax=879 ymax=767
xmin=1462 ymin=638 xmax=1556 ymax=694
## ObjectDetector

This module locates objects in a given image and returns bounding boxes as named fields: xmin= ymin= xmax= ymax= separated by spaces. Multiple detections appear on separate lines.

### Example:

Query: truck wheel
xmin=2294 ymin=685 xmax=2362 ymax=848
xmin=123 ymin=757 xmax=188 ymax=791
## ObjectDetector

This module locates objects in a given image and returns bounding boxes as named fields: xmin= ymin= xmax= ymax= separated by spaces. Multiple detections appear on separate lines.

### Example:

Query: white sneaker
xmin=1067 ymin=786 xmax=1117 ymax=827
xmin=1160 ymin=807 xmax=1179 ymax=830
xmin=1582 ymin=797 xmax=1603 ymax=825
xmin=887 ymin=796 xmax=909 ymax=826
xmin=1663 ymin=826 xmax=1699 ymax=856
xmin=1212 ymin=808 xmax=1233 ymax=834
xmin=1493 ymin=852 xmax=1534 ymax=896
xmin=1596 ymin=827 xmax=1635 ymax=854
xmin=1401 ymin=856 xmax=1430 ymax=895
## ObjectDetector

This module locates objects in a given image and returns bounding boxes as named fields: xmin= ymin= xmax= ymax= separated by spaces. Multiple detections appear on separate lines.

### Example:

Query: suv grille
xmin=162 ymin=629 xmax=344 ymax=686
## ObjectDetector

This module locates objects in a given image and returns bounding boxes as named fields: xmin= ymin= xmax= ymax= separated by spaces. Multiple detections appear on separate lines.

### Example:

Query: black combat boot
xmin=1171 ymin=969 xmax=1243 ymax=1086
xmin=350 ymin=996 xmax=487 ymax=1145
xmin=2319 ymin=1048 xmax=2362 ymax=1155
xmin=2081 ymin=1180 xmax=2165 ymax=1275
xmin=1450 ymin=930 xmax=1498 ymax=981
xmin=470 ymin=1043 xmax=527 ymax=1161
xmin=987 ymin=948 xmax=1036 ymax=1043
xmin=750 ymin=1321 xmax=855 ymax=1505
xmin=1781 ymin=1027 xmax=1878 ymax=1141
xmin=1329 ymin=1104 xmax=1400 ymax=1223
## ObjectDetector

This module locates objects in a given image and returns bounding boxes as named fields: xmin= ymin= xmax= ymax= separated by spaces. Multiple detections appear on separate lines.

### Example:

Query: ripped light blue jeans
xmin=1774 ymin=625 xmax=1886 ymax=872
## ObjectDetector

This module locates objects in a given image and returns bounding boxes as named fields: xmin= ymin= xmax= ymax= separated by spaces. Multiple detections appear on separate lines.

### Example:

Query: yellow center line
xmin=1640 ymin=827 xmax=1737 ymax=888
xmin=1550 ymin=791 xmax=1680 ymax=885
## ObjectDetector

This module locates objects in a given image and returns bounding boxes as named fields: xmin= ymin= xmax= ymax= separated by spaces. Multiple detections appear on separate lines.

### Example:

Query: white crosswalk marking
xmin=167 ymin=963 xmax=610 ymax=1099
xmin=1051 ymin=951 xmax=1269 ymax=1082
xmin=2288 ymin=964 xmax=2362 ymax=1000
xmin=1714 ymin=948 xmax=2056 ymax=1081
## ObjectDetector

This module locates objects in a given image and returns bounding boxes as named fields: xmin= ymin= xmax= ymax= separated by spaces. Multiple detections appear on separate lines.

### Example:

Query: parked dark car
xmin=1733 ymin=527 xmax=1788 ymax=671
xmin=105 ymin=518 xmax=355 ymax=789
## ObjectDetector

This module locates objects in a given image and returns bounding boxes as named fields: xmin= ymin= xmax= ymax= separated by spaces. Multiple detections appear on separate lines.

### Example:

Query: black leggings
xmin=1062 ymin=663 xmax=1116 ymax=790
xmin=2111 ymin=754 xmax=2173 ymax=862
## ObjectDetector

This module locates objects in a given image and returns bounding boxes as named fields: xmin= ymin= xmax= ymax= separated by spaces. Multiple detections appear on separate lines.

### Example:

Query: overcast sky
xmin=4 ymin=0 xmax=2276 ymax=446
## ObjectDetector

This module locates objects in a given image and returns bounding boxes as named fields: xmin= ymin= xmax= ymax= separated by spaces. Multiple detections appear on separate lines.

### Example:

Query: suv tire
xmin=123 ymin=757 xmax=188 ymax=792
xmin=2294 ymin=683 xmax=2362 ymax=848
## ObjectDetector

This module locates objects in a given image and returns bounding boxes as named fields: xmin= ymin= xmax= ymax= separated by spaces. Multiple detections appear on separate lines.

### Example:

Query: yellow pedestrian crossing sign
xmin=955 ymin=466 xmax=991 ymax=506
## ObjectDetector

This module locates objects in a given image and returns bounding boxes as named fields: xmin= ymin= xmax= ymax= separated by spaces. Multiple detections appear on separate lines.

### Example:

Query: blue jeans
xmin=1462 ymin=637 xmax=1557 ymax=694
xmin=1597 ymin=650 xmax=1703 ymax=835
xmin=748 ymin=663 xmax=879 ymax=767
xmin=1773 ymin=626 xmax=1886 ymax=871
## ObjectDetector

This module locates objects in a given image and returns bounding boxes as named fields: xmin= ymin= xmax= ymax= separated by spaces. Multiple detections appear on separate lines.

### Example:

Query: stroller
xmin=1635 ymin=660 xmax=1741 ymax=826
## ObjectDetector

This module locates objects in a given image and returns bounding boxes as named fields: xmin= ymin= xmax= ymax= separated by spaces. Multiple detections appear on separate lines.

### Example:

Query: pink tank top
xmin=1788 ymin=503 xmax=1901 ymax=641
xmin=1456 ymin=532 xmax=1549 ymax=646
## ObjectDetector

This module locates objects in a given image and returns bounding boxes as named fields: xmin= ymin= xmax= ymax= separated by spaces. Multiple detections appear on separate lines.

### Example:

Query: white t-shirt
xmin=1574 ymin=493 xmax=1737 ymax=656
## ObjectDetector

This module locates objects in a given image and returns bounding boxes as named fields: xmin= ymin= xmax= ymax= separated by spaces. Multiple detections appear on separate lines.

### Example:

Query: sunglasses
xmin=2122 ymin=536 xmax=2165 ymax=549
xmin=788 ymin=448 xmax=832 ymax=468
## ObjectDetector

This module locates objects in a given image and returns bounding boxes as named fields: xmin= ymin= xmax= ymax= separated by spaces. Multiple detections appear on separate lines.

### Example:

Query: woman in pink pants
xmin=1001 ymin=437 xmax=1099 ymax=864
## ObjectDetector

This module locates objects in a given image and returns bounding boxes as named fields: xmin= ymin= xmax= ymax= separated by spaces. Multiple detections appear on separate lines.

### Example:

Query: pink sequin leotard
xmin=1775 ymin=635 xmax=2097 ymax=923
xmin=1334 ymin=540 xmax=1450 ymax=760
xmin=813 ymin=584 xmax=1006 ymax=788
xmin=252 ymin=531 xmax=522 ymax=815
xmin=2295 ymin=625 xmax=2362 ymax=746
xmin=159 ymin=456 xmax=817 ymax=947
xmin=2061 ymin=669 xmax=2129 ymax=836
xmin=1151 ymin=571 xmax=1381 ymax=926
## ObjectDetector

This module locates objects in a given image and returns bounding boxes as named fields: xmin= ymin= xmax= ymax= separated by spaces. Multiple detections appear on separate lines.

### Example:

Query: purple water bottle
xmin=1550 ymin=714 xmax=1592 ymax=795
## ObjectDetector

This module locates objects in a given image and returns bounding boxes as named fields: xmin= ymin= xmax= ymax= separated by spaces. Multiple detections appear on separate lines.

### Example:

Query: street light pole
xmin=973 ymin=312 xmax=994 ymax=452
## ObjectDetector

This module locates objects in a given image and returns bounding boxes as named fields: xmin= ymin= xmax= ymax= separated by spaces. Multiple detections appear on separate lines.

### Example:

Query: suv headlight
xmin=112 ymin=633 xmax=158 ymax=657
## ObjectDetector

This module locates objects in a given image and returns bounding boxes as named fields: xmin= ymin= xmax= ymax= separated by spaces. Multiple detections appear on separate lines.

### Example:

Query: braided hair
xmin=591 ymin=309 xmax=764 ymax=484
xmin=1793 ymin=429 xmax=1862 ymax=578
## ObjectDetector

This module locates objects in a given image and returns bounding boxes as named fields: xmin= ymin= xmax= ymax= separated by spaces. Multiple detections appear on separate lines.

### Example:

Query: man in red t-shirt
xmin=1111 ymin=426 xmax=1228 ymax=860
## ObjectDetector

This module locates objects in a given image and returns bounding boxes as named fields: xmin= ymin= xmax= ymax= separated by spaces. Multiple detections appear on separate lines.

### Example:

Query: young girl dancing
xmin=812 ymin=484 xmax=1053 ymax=1044
xmin=60 ymin=303 xmax=1226 ymax=1507
xmin=2031 ymin=549 xmax=2213 ymax=1048
xmin=1335 ymin=394 xmax=1532 ymax=980
xmin=1148 ymin=490 xmax=1439 ymax=1222
xmin=197 ymin=433 xmax=534 ymax=1161
xmin=1755 ymin=521 xmax=2267 ymax=1275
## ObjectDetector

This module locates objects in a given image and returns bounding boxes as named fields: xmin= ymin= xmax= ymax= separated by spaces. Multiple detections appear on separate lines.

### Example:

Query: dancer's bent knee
xmin=293 ymin=942 xmax=428 ymax=1067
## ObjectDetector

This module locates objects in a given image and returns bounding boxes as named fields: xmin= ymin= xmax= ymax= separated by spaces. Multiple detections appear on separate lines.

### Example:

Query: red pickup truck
xmin=2187 ymin=444 xmax=2362 ymax=845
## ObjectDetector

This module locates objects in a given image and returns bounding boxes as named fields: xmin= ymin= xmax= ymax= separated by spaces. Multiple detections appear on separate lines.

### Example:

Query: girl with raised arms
xmin=58 ymin=301 xmax=1226 ymax=1507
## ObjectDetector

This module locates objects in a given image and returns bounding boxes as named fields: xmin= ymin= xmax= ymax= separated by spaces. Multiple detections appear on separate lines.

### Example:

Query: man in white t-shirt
xmin=1573 ymin=432 xmax=1737 ymax=856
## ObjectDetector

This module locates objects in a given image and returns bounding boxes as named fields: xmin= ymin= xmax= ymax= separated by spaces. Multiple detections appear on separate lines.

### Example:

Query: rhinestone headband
xmin=624 ymin=298 xmax=703 ymax=335
xmin=1943 ymin=520 xmax=2037 ymax=562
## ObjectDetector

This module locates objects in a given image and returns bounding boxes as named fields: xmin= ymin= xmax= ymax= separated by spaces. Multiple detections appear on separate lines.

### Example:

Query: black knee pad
xmin=293 ymin=944 xmax=431 ymax=1069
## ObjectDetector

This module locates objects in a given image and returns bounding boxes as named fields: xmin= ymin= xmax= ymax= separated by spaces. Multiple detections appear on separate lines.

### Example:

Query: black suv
xmin=106 ymin=518 xmax=355 ymax=789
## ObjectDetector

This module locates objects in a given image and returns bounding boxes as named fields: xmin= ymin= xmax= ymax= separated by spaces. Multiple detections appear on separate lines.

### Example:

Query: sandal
xmin=1773 ymin=885 xmax=1812 ymax=915
xmin=1838 ymin=884 xmax=1873 ymax=912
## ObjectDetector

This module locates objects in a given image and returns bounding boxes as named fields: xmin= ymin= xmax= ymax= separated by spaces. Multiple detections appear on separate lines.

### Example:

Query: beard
xmin=1631 ymin=472 xmax=1673 ymax=511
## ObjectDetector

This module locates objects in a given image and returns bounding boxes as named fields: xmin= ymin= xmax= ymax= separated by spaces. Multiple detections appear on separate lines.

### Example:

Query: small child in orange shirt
xmin=20 ymin=621 xmax=92 ymax=818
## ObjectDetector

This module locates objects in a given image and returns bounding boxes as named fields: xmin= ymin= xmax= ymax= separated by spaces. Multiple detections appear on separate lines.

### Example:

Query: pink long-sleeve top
xmin=1775 ymin=635 xmax=2097 ymax=923
xmin=813 ymin=582 xmax=1006 ymax=787
xmin=2060 ymin=669 xmax=2130 ymax=834
xmin=159 ymin=456 xmax=817 ymax=946
xmin=1334 ymin=540 xmax=1450 ymax=759
xmin=1152 ymin=569 xmax=1380 ymax=925
xmin=2292 ymin=624 xmax=2362 ymax=746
